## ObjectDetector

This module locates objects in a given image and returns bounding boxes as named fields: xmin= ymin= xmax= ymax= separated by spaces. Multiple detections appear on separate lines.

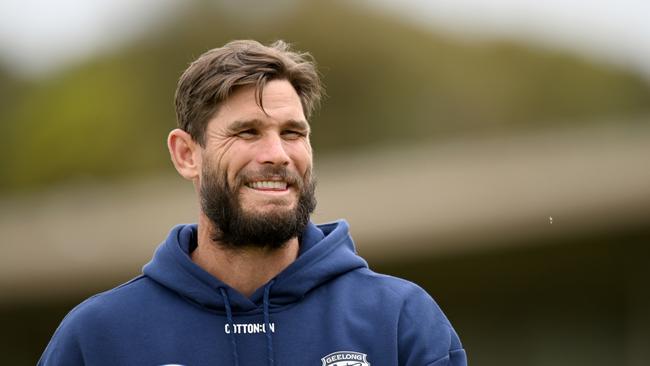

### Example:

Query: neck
xmin=191 ymin=214 xmax=299 ymax=298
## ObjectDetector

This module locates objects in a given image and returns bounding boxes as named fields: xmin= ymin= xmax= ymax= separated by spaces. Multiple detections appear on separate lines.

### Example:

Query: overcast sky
xmin=364 ymin=0 xmax=650 ymax=78
xmin=0 ymin=0 xmax=185 ymax=76
xmin=0 ymin=0 xmax=649 ymax=78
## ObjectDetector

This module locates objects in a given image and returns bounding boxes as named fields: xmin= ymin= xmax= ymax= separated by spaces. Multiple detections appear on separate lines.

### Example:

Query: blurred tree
xmin=1 ymin=0 xmax=649 ymax=194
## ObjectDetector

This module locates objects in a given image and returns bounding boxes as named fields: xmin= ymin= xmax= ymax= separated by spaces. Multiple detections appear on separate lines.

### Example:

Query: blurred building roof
xmin=2 ymin=122 xmax=649 ymax=302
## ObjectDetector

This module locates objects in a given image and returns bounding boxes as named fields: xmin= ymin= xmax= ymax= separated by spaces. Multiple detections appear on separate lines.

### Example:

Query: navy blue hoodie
xmin=39 ymin=220 xmax=467 ymax=366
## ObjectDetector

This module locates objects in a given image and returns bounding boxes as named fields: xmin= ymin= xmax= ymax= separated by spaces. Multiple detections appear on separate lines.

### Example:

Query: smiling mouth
xmin=246 ymin=180 xmax=289 ymax=190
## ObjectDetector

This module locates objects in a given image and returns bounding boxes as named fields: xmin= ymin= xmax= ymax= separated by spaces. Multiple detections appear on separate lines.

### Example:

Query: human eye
xmin=281 ymin=129 xmax=307 ymax=140
xmin=236 ymin=129 xmax=258 ymax=139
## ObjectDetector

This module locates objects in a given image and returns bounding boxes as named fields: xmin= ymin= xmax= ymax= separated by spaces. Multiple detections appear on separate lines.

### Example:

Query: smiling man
xmin=39 ymin=40 xmax=467 ymax=366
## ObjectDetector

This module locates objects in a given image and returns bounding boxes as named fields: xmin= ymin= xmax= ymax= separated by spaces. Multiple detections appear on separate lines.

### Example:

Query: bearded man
xmin=39 ymin=40 xmax=467 ymax=366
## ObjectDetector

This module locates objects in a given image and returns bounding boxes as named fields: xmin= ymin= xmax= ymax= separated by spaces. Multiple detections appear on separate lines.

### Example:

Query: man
xmin=39 ymin=40 xmax=467 ymax=366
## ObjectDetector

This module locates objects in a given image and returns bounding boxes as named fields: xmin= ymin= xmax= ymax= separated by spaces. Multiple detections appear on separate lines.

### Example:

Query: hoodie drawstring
xmin=220 ymin=283 xmax=275 ymax=366
xmin=219 ymin=288 xmax=239 ymax=366
xmin=263 ymin=280 xmax=275 ymax=366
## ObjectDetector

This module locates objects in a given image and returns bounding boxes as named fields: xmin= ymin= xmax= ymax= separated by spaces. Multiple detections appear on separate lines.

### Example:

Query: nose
xmin=256 ymin=133 xmax=290 ymax=166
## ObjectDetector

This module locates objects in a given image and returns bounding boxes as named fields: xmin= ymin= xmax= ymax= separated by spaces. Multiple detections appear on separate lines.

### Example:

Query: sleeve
xmin=397 ymin=287 xmax=467 ymax=366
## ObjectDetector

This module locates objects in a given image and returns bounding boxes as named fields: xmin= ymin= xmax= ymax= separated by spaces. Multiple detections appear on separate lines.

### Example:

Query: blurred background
xmin=1 ymin=0 xmax=649 ymax=364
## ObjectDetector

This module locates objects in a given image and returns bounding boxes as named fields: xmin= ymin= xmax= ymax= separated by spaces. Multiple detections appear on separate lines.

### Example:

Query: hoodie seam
xmin=425 ymin=347 xmax=465 ymax=366
xmin=90 ymin=275 xmax=148 ymax=298
xmin=44 ymin=275 xmax=148 ymax=345
xmin=394 ymin=281 xmax=453 ymax=366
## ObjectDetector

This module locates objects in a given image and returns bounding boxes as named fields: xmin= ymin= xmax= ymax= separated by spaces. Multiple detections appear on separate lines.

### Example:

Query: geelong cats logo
xmin=321 ymin=351 xmax=370 ymax=366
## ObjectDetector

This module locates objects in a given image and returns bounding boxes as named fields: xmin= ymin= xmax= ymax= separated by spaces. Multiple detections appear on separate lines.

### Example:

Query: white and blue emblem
xmin=321 ymin=351 xmax=370 ymax=366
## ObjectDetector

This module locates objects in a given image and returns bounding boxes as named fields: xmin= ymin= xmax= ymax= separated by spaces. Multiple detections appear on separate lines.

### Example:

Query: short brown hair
xmin=174 ymin=40 xmax=323 ymax=145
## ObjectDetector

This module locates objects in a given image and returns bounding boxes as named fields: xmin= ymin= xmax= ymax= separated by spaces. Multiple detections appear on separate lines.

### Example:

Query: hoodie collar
xmin=143 ymin=220 xmax=367 ymax=313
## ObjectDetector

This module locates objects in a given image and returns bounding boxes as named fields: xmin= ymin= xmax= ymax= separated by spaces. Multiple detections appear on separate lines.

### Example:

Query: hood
xmin=142 ymin=220 xmax=368 ymax=313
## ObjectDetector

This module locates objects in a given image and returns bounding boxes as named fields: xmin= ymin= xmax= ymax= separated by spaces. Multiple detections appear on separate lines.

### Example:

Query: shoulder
xmin=333 ymin=268 xmax=454 ymax=333
xmin=45 ymin=275 xmax=165 ymax=344
xmin=39 ymin=276 xmax=160 ymax=365
xmin=63 ymin=276 xmax=155 ymax=322
xmin=346 ymin=268 xmax=449 ymax=318
xmin=346 ymin=268 xmax=466 ymax=365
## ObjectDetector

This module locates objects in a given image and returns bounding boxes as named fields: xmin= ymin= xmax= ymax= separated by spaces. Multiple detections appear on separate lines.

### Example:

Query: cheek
xmin=225 ymin=143 xmax=267 ymax=187
xmin=290 ymin=141 xmax=313 ymax=173
xmin=202 ymin=140 xmax=243 ymax=182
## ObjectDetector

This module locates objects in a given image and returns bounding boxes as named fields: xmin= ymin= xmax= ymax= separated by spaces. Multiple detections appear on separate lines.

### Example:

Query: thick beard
xmin=199 ymin=161 xmax=316 ymax=250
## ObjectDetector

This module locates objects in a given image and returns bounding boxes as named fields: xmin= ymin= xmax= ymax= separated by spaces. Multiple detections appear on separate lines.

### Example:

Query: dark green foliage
xmin=1 ymin=1 xmax=649 ymax=194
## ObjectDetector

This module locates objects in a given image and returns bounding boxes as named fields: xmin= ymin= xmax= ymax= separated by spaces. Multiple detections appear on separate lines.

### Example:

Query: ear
xmin=168 ymin=129 xmax=201 ymax=180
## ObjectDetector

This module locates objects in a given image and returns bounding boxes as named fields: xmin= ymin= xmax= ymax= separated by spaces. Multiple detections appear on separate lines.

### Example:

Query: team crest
xmin=321 ymin=351 xmax=370 ymax=366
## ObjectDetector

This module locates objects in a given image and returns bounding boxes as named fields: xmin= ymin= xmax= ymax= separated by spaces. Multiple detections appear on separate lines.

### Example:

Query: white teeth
xmin=249 ymin=181 xmax=287 ymax=190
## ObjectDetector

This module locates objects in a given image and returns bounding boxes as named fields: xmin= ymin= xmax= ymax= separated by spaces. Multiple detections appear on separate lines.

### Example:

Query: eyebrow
xmin=227 ymin=119 xmax=262 ymax=133
xmin=227 ymin=119 xmax=310 ymax=133
xmin=283 ymin=119 xmax=311 ymax=132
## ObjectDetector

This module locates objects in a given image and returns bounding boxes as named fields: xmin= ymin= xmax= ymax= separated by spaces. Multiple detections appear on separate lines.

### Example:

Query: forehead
xmin=211 ymin=79 xmax=306 ymax=128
